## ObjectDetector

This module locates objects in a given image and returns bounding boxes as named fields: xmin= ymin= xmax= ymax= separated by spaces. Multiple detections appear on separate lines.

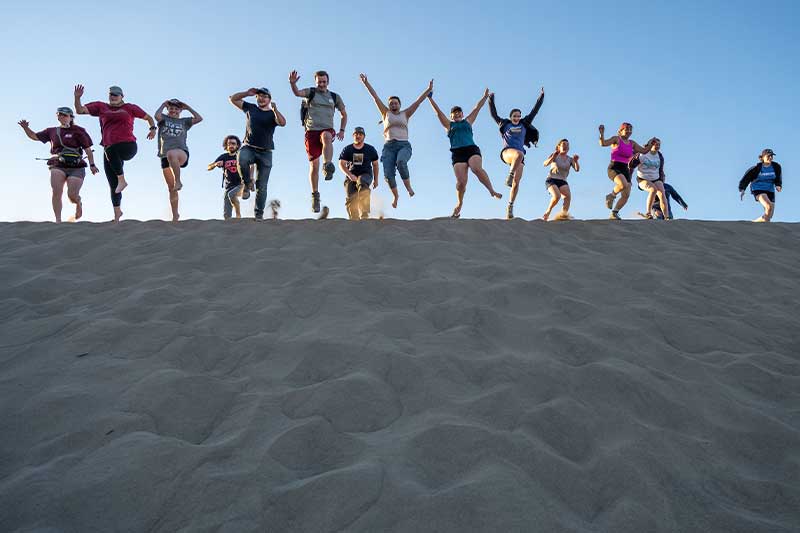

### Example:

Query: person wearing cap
xmin=229 ymin=87 xmax=286 ymax=220
xmin=426 ymin=88 xmax=503 ymax=218
xmin=18 ymin=107 xmax=99 ymax=222
xmin=598 ymin=122 xmax=653 ymax=220
xmin=289 ymin=70 xmax=348 ymax=213
xmin=74 ymin=84 xmax=156 ymax=222
xmin=338 ymin=127 xmax=379 ymax=220
xmin=359 ymin=73 xmax=433 ymax=209
xmin=738 ymin=149 xmax=782 ymax=222
xmin=154 ymin=98 xmax=203 ymax=222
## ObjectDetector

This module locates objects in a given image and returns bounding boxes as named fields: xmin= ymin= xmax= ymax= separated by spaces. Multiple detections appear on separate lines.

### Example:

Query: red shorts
xmin=304 ymin=129 xmax=336 ymax=161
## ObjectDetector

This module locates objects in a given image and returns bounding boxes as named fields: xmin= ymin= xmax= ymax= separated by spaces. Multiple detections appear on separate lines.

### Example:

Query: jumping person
xmin=338 ymin=127 xmax=379 ymax=220
xmin=208 ymin=135 xmax=251 ymax=220
xmin=488 ymin=87 xmax=545 ymax=219
xmin=18 ymin=107 xmax=99 ymax=222
xmin=738 ymin=148 xmax=782 ymax=222
xmin=154 ymin=99 xmax=202 ymax=222
xmin=598 ymin=122 xmax=652 ymax=220
xmin=359 ymin=73 xmax=432 ymax=208
xmin=427 ymin=89 xmax=503 ymax=218
xmin=289 ymin=70 xmax=347 ymax=213
xmin=228 ymin=87 xmax=286 ymax=220
xmin=630 ymin=137 xmax=670 ymax=220
xmin=541 ymin=139 xmax=580 ymax=221
xmin=74 ymin=84 xmax=156 ymax=221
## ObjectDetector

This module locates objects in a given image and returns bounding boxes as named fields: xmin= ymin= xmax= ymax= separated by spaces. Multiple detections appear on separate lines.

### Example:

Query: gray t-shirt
xmin=157 ymin=116 xmax=193 ymax=157
xmin=547 ymin=154 xmax=573 ymax=181
xmin=305 ymin=88 xmax=344 ymax=131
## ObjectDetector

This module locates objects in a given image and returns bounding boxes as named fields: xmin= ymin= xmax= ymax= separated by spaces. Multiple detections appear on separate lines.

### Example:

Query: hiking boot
xmin=323 ymin=162 xmax=335 ymax=181
xmin=312 ymin=191 xmax=321 ymax=213
xmin=609 ymin=210 xmax=621 ymax=220
xmin=605 ymin=193 xmax=615 ymax=209
xmin=506 ymin=202 xmax=514 ymax=220
xmin=505 ymin=172 xmax=514 ymax=187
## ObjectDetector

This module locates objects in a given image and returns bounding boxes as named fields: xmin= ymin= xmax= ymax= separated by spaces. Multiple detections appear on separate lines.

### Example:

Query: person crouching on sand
xmin=427 ymin=88 xmax=503 ymax=218
xmin=738 ymin=148 xmax=782 ymax=222
xmin=339 ymin=127 xmax=379 ymax=220
xmin=542 ymin=139 xmax=579 ymax=221
xmin=18 ymin=107 xmax=99 ymax=222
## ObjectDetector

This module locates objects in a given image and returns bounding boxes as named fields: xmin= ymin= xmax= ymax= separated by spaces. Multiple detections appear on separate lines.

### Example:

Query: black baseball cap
xmin=761 ymin=148 xmax=776 ymax=157
xmin=353 ymin=126 xmax=366 ymax=135
xmin=255 ymin=87 xmax=271 ymax=96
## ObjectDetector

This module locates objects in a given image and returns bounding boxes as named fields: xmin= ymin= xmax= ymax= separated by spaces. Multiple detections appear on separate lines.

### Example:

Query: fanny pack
xmin=55 ymin=127 xmax=84 ymax=168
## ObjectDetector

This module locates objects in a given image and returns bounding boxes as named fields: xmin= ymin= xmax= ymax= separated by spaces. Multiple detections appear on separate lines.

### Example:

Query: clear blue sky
xmin=4 ymin=0 xmax=798 ymax=222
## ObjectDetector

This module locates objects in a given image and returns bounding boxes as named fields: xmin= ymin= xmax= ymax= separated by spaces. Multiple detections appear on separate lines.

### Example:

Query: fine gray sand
xmin=1 ymin=219 xmax=799 ymax=533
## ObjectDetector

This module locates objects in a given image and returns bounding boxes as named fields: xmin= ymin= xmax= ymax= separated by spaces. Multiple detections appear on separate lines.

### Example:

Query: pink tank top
xmin=611 ymin=138 xmax=634 ymax=163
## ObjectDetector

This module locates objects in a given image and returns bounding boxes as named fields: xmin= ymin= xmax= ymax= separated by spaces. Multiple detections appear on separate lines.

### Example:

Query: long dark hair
xmin=509 ymin=108 xmax=522 ymax=118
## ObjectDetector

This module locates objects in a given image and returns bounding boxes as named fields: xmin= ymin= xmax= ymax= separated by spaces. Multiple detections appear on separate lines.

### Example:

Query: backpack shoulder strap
xmin=307 ymin=87 xmax=316 ymax=103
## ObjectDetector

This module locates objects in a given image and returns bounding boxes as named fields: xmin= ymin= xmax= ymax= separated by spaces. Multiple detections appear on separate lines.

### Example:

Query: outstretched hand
xmin=573 ymin=154 xmax=580 ymax=161
xmin=483 ymin=88 xmax=490 ymax=99
xmin=289 ymin=70 xmax=300 ymax=84
xmin=147 ymin=129 xmax=156 ymax=141
xmin=427 ymin=79 xmax=433 ymax=93
xmin=598 ymin=124 xmax=605 ymax=134
xmin=359 ymin=73 xmax=368 ymax=84
xmin=90 ymin=165 xmax=100 ymax=175
xmin=740 ymin=190 xmax=745 ymax=201
xmin=18 ymin=119 xmax=29 ymax=129
xmin=540 ymin=86 xmax=545 ymax=96
xmin=74 ymin=85 xmax=84 ymax=98
xmin=336 ymin=130 xmax=345 ymax=141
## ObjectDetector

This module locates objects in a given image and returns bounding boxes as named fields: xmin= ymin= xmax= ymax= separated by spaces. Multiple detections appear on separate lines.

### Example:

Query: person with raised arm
xmin=598 ymin=122 xmax=652 ymax=220
xmin=738 ymin=148 xmax=782 ymax=222
xmin=228 ymin=87 xmax=286 ymax=220
xmin=427 ymin=89 xmax=502 ymax=218
xmin=154 ymin=98 xmax=202 ymax=222
xmin=488 ymin=87 xmax=545 ymax=219
xmin=74 ymin=84 xmax=155 ymax=222
xmin=18 ymin=107 xmax=99 ymax=222
xmin=541 ymin=139 xmax=580 ymax=221
xmin=289 ymin=70 xmax=347 ymax=213
xmin=359 ymin=74 xmax=432 ymax=208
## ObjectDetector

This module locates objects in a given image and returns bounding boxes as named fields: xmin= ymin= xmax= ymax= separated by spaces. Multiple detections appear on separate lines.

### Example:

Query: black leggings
xmin=103 ymin=142 xmax=138 ymax=207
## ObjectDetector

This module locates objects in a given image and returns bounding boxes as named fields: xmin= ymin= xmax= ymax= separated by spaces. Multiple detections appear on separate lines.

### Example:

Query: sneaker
xmin=609 ymin=210 xmax=621 ymax=220
xmin=323 ymin=162 xmax=335 ymax=181
xmin=605 ymin=193 xmax=615 ymax=209
xmin=505 ymin=172 xmax=514 ymax=187
xmin=506 ymin=203 xmax=514 ymax=220
xmin=311 ymin=191 xmax=320 ymax=213
xmin=242 ymin=187 xmax=251 ymax=200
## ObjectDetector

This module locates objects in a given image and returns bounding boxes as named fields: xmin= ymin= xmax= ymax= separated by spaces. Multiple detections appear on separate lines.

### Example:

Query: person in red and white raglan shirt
xmin=74 ymin=84 xmax=156 ymax=222
xmin=18 ymin=106 xmax=100 ymax=222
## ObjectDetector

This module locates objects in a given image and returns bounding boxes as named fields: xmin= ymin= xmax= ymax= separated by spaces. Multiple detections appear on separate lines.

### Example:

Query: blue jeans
xmin=381 ymin=140 xmax=412 ymax=189
xmin=223 ymin=185 xmax=242 ymax=219
xmin=237 ymin=145 xmax=273 ymax=218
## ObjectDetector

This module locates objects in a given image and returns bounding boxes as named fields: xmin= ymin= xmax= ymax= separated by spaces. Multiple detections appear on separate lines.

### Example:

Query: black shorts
xmin=450 ymin=145 xmax=481 ymax=166
xmin=160 ymin=150 xmax=189 ymax=169
xmin=607 ymin=162 xmax=631 ymax=183
xmin=637 ymin=178 xmax=663 ymax=191
xmin=545 ymin=178 xmax=568 ymax=189
xmin=752 ymin=190 xmax=775 ymax=203
xmin=500 ymin=147 xmax=525 ymax=165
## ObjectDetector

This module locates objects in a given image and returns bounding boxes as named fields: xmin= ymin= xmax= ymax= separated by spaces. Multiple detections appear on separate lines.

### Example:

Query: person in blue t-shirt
xmin=339 ymin=127 xmax=379 ymax=220
xmin=427 ymin=88 xmax=503 ymax=218
xmin=738 ymin=148 xmax=783 ymax=222
xmin=488 ymin=88 xmax=544 ymax=219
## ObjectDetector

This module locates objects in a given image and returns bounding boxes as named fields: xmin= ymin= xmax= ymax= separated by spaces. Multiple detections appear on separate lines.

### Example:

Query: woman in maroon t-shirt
xmin=18 ymin=107 xmax=99 ymax=222
xmin=74 ymin=84 xmax=156 ymax=222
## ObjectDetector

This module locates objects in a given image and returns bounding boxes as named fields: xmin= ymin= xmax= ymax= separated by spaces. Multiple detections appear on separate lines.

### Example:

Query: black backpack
xmin=300 ymin=88 xmax=339 ymax=127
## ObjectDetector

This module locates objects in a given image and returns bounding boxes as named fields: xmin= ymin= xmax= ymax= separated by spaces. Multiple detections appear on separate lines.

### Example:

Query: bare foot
xmin=554 ymin=211 xmax=572 ymax=221
xmin=752 ymin=216 xmax=767 ymax=223
xmin=115 ymin=178 xmax=128 ymax=194
xmin=172 ymin=213 xmax=180 ymax=222
xmin=392 ymin=197 xmax=398 ymax=209
xmin=75 ymin=201 xmax=83 ymax=220
xmin=174 ymin=180 xmax=183 ymax=192
xmin=407 ymin=188 xmax=415 ymax=197
xmin=451 ymin=205 xmax=462 ymax=218
xmin=491 ymin=191 xmax=503 ymax=199
xmin=542 ymin=212 xmax=550 ymax=221
xmin=113 ymin=208 xmax=123 ymax=222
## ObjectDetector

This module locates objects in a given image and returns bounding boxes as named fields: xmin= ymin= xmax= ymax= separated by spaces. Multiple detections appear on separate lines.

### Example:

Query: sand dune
xmin=1 ymin=219 xmax=799 ymax=532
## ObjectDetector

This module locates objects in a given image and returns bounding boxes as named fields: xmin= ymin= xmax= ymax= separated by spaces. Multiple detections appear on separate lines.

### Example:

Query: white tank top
xmin=383 ymin=111 xmax=409 ymax=142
